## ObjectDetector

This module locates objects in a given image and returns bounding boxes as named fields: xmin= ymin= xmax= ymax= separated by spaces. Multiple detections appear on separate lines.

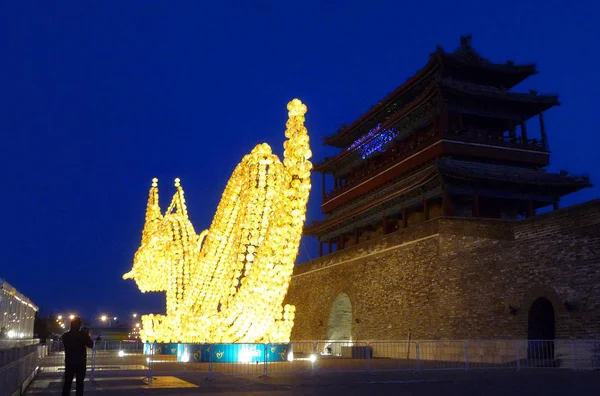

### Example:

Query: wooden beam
xmin=521 ymin=121 xmax=528 ymax=142
xmin=321 ymin=173 xmax=326 ymax=203
xmin=539 ymin=112 xmax=548 ymax=148
xmin=440 ymin=107 xmax=449 ymax=136
xmin=354 ymin=229 xmax=359 ymax=244
xmin=328 ymin=239 xmax=333 ymax=254
xmin=442 ymin=191 xmax=453 ymax=216
xmin=472 ymin=194 xmax=480 ymax=217
xmin=318 ymin=241 xmax=323 ymax=257
xmin=339 ymin=234 xmax=344 ymax=250
xmin=526 ymin=200 xmax=534 ymax=218
xmin=402 ymin=208 xmax=408 ymax=229
xmin=383 ymin=216 xmax=389 ymax=235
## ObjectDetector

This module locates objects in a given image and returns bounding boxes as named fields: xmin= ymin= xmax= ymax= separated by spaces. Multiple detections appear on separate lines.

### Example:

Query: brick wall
xmin=286 ymin=199 xmax=600 ymax=341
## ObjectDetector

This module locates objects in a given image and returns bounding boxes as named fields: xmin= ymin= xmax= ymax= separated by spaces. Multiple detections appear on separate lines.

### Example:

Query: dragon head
xmin=123 ymin=178 xmax=199 ymax=296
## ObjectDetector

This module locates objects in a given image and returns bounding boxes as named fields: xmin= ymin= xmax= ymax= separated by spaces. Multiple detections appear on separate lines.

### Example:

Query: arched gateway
xmin=324 ymin=293 xmax=352 ymax=355
xmin=527 ymin=297 xmax=556 ymax=360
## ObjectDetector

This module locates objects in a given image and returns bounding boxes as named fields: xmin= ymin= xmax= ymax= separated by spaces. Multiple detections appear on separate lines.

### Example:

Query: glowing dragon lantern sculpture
xmin=123 ymin=99 xmax=311 ymax=344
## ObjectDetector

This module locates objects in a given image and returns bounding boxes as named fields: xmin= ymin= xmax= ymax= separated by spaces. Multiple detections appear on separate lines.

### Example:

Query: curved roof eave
xmin=323 ymin=56 xmax=442 ymax=147
xmin=315 ymin=84 xmax=440 ymax=172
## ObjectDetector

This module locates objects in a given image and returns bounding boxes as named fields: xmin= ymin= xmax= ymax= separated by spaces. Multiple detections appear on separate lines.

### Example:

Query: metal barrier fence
xmin=38 ymin=340 xmax=146 ymax=377
xmin=0 ymin=343 xmax=46 ymax=396
xmin=146 ymin=339 xmax=600 ymax=377
xmin=0 ymin=351 xmax=38 ymax=396
xmin=23 ymin=339 xmax=600 ymax=387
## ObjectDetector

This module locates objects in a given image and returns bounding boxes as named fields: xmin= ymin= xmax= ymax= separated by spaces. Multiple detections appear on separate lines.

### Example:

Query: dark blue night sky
xmin=1 ymin=1 xmax=598 ymax=320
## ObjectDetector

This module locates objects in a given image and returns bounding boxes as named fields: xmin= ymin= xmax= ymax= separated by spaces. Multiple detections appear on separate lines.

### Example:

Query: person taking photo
xmin=61 ymin=317 xmax=93 ymax=396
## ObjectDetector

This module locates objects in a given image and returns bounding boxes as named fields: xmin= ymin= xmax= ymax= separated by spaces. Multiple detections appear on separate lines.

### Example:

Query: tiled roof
xmin=438 ymin=158 xmax=591 ymax=187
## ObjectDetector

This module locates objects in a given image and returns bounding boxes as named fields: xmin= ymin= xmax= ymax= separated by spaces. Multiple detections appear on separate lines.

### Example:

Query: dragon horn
xmin=142 ymin=178 xmax=162 ymax=240
xmin=165 ymin=178 xmax=189 ymax=218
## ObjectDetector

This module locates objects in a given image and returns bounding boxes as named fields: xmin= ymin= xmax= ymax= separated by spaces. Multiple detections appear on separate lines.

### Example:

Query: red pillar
xmin=402 ymin=208 xmax=408 ymax=229
xmin=434 ymin=113 xmax=442 ymax=136
xmin=442 ymin=191 xmax=453 ymax=216
xmin=321 ymin=173 xmax=326 ymax=202
xmin=472 ymin=194 xmax=480 ymax=217
xmin=521 ymin=121 xmax=528 ymax=143
xmin=424 ymin=200 xmax=430 ymax=221
xmin=339 ymin=234 xmax=344 ymax=250
xmin=383 ymin=216 xmax=389 ymax=235
xmin=539 ymin=112 xmax=548 ymax=148
xmin=508 ymin=120 xmax=516 ymax=141
xmin=440 ymin=107 xmax=449 ymax=136
xmin=354 ymin=229 xmax=359 ymax=245
xmin=328 ymin=239 xmax=333 ymax=254
xmin=318 ymin=241 xmax=323 ymax=257
xmin=526 ymin=200 xmax=535 ymax=218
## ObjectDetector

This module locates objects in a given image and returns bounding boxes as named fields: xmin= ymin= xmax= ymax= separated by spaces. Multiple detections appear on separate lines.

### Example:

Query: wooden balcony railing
xmin=324 ymin=129 xmax=440 ymax=202
xmin=323 ymin=128 xmax=548 ymax=203
xmin=447 ymin=128 xmax=548 ymax=151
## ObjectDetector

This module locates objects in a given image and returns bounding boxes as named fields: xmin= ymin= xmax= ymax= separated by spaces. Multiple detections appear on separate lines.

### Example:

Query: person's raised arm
xmin=82 ymin=331 xmax=94 ymax=348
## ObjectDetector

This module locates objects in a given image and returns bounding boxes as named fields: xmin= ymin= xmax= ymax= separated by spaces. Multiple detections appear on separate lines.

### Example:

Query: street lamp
xmin=57 ymin=315 xmax=63 ymax=320
xmin=132 ymin=313 xmax=137 ymax=318
xmin=69 ymin=314 xmax=75 ymax=320
xmin=100 ymin=315 xmax=107 ymax=322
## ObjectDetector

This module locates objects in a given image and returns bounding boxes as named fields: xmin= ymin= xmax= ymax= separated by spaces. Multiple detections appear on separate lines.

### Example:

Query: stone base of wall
xmin=289 ymin=339 xmax=600 ymax=369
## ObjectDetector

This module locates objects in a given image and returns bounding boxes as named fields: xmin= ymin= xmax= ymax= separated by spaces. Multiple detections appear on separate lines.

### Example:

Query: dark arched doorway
xmin=527 ymin=297 xmax=555 ymax=360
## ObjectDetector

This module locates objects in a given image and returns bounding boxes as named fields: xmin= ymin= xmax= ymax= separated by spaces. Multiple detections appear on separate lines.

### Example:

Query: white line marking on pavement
xmin=358 ymin=379 xmax=444 ymax=384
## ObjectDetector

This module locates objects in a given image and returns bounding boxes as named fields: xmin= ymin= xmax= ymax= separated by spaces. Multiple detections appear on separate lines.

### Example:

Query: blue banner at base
xmin=143 ymin=343 xmax=178 ymax=355
xmin=144 ymin=342 xmax=289 ymax=362
xmin=177 ymin=343 xmax=290 ymax=363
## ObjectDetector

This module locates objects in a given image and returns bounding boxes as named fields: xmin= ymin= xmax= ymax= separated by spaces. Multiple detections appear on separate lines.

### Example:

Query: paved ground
xmin=26 ymin=369 xmax=600 ymax=395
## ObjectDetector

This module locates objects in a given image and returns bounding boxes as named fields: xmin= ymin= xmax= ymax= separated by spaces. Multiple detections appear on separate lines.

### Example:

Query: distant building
xmin=88 ymin=326 xmax=131 ymax=341
xmin=0 ymin=279 xmax=38 ymax=339
xmin=287 ymin=36 xmax=600 ymax=343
